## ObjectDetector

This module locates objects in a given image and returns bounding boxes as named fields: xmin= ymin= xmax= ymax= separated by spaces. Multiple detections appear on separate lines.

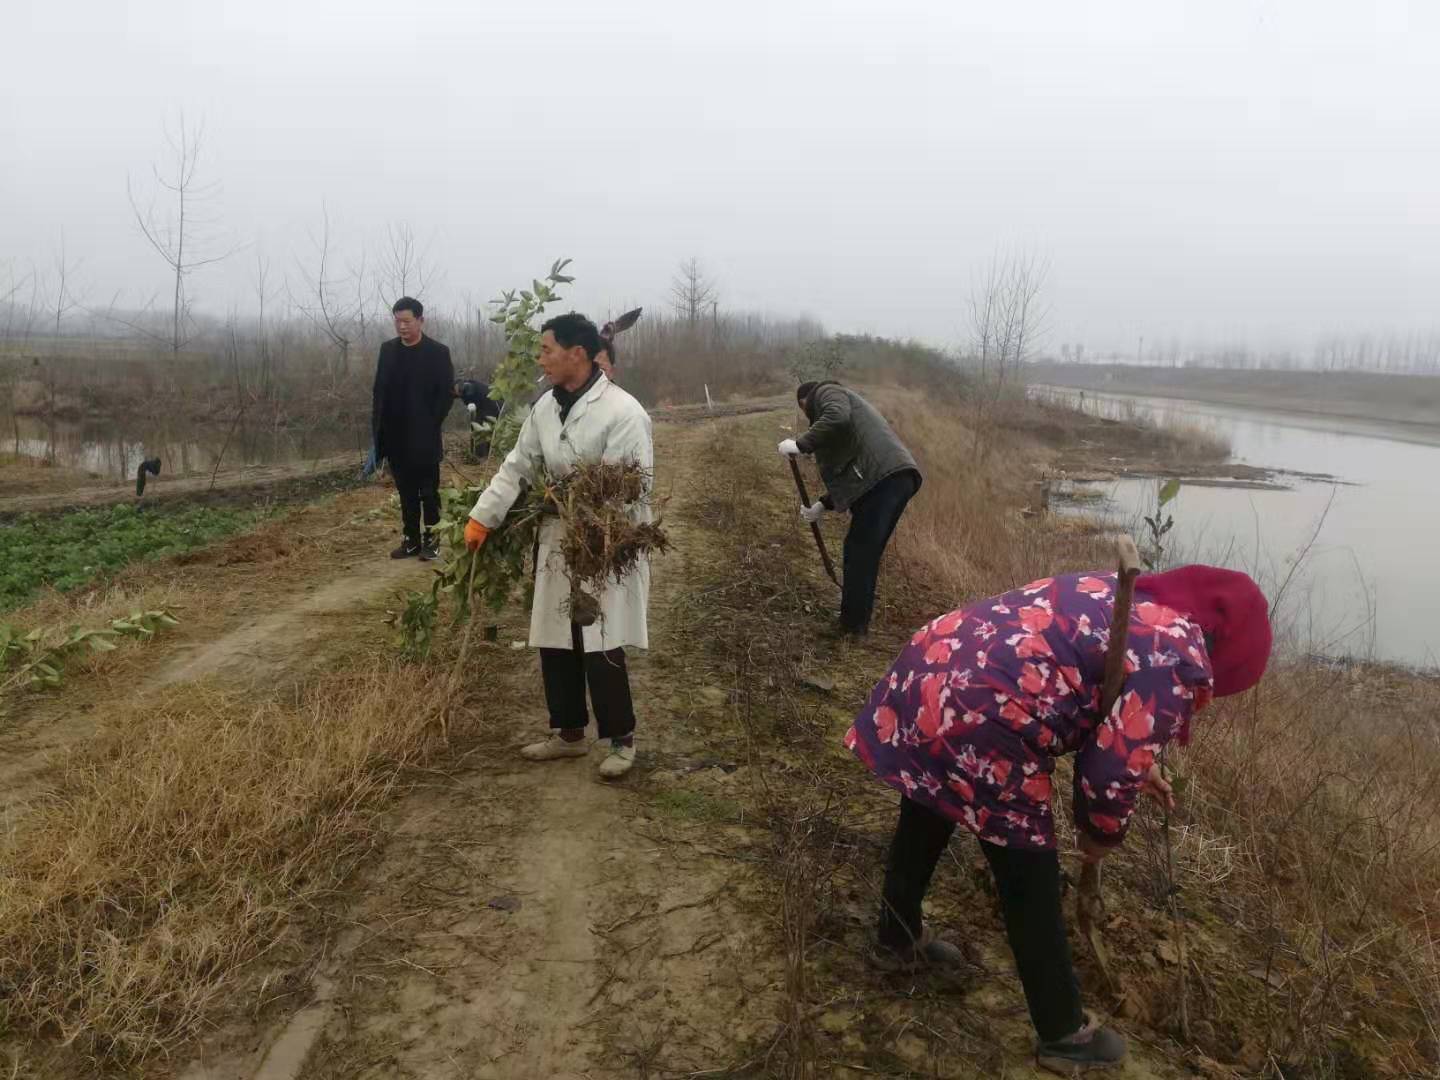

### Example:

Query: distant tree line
xmin=1052 ymin=331 xmax=1440 ymax=375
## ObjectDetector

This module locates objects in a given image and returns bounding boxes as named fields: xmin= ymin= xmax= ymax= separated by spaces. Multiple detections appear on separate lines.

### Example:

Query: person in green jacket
xmin=780 ymin=381 xmax=922 ymax=636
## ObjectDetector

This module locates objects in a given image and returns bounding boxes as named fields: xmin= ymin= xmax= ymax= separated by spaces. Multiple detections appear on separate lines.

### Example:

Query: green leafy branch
xmin=1141 ymin=478 xmax=1181 ymax=570
xmin=485 ymin=258 xmax=574 ymax=460
xmin=387 ymin=483 xmax=545 ymax=659
xmin=1 ymin=609 xmax=178 ymax=702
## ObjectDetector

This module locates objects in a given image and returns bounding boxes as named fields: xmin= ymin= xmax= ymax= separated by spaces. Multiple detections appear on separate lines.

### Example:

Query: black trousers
xmin=841 ymin=470 xmax=919 ymax=634
xmin=538 ymin=622 xmax=637 ymax=740
xmin=879 ymin=796 xmax=1085 ymax=1043
xmin=390 ymin=459 xmax=441 ymax=542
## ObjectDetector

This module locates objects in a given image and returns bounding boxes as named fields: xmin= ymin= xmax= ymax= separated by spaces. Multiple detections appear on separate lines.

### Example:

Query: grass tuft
xmin=0 ymin=664 xmax=472 ymax=1067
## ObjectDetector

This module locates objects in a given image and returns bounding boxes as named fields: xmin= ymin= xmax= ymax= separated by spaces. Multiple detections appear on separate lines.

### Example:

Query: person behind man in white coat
xmin=463 ymin=313 xmax=652 ymax=779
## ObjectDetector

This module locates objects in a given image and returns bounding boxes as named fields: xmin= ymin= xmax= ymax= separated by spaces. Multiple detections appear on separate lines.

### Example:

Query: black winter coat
xmin=371 ymin=336 xmax=455 ymax=466
xmin=456 ymin=379 xmax=503 ymax=422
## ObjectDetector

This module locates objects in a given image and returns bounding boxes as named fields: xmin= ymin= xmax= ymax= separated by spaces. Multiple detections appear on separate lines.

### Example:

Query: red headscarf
xmin=1135 ymin=565 xmax=1272 ymax=697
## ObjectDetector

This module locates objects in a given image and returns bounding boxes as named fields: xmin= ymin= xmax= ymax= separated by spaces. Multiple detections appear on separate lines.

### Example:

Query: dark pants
xmin=842 ymin=469 xmax=919 ymax=633
xmin=538 ymin=622 xmax=637 ymax=740
xmin=390 ymin=459 xmax=441 ymax=542
xmin=879 ymin=796 xmax=1084 ymax=1043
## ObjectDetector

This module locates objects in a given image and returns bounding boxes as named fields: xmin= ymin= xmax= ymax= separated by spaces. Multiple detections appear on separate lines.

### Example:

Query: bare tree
xmin=967 ymin=250 xmax=1049 ymax=388
xmin=968 ymin=254 xmax=1006 ymax=381
xmin=1004 ymin=252 xmax=1048 ymax=383
xmin=50 ymin=232 xmax=85 ymax=339
xmin=252 ymin=252 xmax=278 ymax=400
xmin=127 ymin=115 xmax=236 ymax=357
xmin=1 ymin=262 xmax=37 ymax=342
xmin=377 ymin=222 xmax=434 ymax=307
xmin=293 ymin=206 xmax=360 ymax=378
xmin=670 ymin=257 xmax=718 ymax=323
xmin=350 ymin=244 xmax=378 ymax=347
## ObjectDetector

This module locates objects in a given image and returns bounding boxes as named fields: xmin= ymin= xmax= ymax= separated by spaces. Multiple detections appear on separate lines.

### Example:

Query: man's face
xmin=394 ymin=309 xmax=424 ymax=345
xmin=596 ymin=348 xmax=615 ymax=381
xmin=538 ymin=330 xmax=591 ymax=388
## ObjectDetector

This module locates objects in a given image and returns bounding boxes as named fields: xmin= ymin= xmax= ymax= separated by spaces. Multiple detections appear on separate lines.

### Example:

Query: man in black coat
xmin=371 ymin=297 xmax=455 ymax=560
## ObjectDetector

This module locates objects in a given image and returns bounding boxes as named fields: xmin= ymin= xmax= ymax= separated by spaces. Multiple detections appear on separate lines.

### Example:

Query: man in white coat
xmin=464 ymin=313 xmax=652 ymax=779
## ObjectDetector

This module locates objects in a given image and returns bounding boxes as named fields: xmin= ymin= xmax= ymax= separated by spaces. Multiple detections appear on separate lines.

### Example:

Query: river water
xmin=1037 ymin=387 xmax=1440 ymax=671
xmin=2 ymin=415 xmax=370 ymax=481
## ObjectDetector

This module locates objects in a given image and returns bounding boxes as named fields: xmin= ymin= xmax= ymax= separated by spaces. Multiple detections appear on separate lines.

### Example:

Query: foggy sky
xmin=3 ymin=0 xmax=1437 ymax=354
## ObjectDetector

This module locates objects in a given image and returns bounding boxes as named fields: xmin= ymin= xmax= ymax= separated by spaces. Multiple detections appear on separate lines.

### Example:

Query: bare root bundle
xmin=543 ymin=460 xmax=669 ymax=626
xmin=0 ymin=666 xmax=466 ymax=1067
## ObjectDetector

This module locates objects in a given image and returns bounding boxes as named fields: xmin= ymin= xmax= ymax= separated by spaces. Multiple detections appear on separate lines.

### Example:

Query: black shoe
xmin=418 ymin=532 xmax=440 ymax=561
xmin=1035 ymin=1013 xmax=1127 ymax=1075
xmin=390 ymin=539 xmax=422 ymax=559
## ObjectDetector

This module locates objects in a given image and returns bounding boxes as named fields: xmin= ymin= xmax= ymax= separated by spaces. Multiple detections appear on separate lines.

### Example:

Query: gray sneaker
xmin=1035 ymin=1012 xmax=1127 ymax=1075
xmin=871 ymin=929 xmax=971 ymax=987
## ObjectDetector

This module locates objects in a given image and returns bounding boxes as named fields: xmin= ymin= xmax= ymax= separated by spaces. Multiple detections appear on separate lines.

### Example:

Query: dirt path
xmin=0 ymin=454 xmax=362 ymax=518
xmin=0 ymin=510 xmax=431 ymax=822
xmin=154 ymin=555 xmax=424 ymax=688
xmin=174 ymin=410 xmax=1186 ymax=1080
xmin=9 ymin=406 xmax=1190 ymax=1080
xmin=177 ymin=419 xmax=781 ymax=1080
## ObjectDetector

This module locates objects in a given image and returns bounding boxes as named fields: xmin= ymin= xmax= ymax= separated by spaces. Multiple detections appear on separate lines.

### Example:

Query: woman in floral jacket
xmin=846 ymin=565 xmax=1271 ymax=1074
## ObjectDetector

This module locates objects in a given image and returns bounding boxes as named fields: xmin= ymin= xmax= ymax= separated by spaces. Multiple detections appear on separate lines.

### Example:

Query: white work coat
xmin=469 ymin=374 xmax=653 ymax=652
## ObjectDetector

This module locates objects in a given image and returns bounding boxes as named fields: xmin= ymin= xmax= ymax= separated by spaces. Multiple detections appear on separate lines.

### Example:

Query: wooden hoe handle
xmin=1099 ymin=536 xmax=1143 ymax=719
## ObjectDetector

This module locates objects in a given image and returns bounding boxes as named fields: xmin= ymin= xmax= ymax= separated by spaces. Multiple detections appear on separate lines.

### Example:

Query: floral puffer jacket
xmin=845 ymin=572 xmax=1214 ymax=850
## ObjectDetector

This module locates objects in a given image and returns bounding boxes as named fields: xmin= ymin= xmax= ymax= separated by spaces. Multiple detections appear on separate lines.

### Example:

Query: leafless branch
xmin=126 ymin=114 xmax=237 ymax=356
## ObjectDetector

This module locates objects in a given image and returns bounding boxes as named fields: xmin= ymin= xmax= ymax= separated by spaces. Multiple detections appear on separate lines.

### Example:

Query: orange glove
xmin=464 ymin=519 xmax=489 ymax=552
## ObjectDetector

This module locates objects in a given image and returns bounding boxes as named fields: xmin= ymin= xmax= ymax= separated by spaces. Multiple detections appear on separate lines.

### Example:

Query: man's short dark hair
xmin=392 ymin=296 xmax=424 ymax=319
xmin=797 ymin=381 xmax=819 ymax=406
xmin=542 ymin=313 xmax=602 ymax=360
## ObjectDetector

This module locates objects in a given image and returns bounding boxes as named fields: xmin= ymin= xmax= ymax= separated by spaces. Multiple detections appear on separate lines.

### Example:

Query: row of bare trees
xmin=6 ymin=109 xmax=1040 ymax=424
xmin=965 ymin=250 xmax=1049 ymax=387
xmin=1053 ymin=332 xmax=1440 ymax=374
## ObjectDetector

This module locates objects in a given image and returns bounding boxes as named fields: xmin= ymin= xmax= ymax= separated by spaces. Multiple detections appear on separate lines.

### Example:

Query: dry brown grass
xmin=873 ymin=381 xmax=1440 ymax=1075
xmin=1168 ymin=663 xmax=1440 ymax=1074
xmin=0 ymin=452 xmax=97 ymax=497
xmin=864 ymin=385 xmax=1111 ymax=609
xmin=1023 ymin=392 xmax=1232 ymax=466
xmin=3 ymin=374 xmax=1434 ymax=1078
xmin=720 ymin=384 xmax=1440 ymax=1076
xmin=0 ymin=663 xmax=472 ymax=1069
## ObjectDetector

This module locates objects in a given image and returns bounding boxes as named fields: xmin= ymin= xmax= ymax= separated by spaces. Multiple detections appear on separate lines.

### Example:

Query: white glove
xmin=778 ymin=438 xmax=801 ymax=457
xmin=799 ymin=500 xmax=825 ymax=524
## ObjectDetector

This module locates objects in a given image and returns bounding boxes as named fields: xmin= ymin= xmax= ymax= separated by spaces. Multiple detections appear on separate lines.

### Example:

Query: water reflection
xmin=2 ymin=414 xmax=370 ymax=480
xmin=1039 ymin=387 xmax=1440 ymax=670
